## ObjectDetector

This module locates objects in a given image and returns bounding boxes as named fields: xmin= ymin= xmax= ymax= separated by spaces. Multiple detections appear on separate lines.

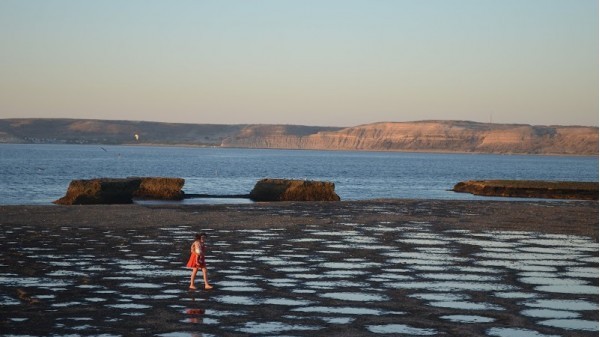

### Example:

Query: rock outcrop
xmin=54 ymin=177 xmax=184 ymax=205
xmin=249 ymin=179 xmax=341 ymax=202
xmin=54 ymin=178 xmax=141 ymax=205
xmin=133 ymin=177 xmax=184 ymax=200
xmin=453 ymin=180 xmax=598 ymax=200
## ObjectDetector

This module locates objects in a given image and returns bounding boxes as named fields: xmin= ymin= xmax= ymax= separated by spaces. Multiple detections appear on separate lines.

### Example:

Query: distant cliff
xmin=222 ymin=121 xmax=598 ymax=155
xmin=0 ymin=118 xmax=597 ymax=155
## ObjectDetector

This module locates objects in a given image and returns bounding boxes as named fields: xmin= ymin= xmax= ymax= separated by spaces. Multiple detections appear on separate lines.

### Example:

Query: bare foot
xmin=189 ymin=285 xmax=197 ymax=290
xmin=204 ymin=284 xmax=213 ymax=290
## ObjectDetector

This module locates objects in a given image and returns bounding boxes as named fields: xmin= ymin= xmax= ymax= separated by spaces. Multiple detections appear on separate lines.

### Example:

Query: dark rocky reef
xmin=249 ymin=178 xmax=341 ymax=202
xmin=453 ymin=180 xmax=598 ymax=200
xmin=54 ymin=177 xmax=184 ymax=205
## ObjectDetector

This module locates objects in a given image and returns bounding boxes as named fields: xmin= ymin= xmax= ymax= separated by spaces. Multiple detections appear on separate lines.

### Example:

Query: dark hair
xmin=195 ymin=233 xmax=207 ymax=241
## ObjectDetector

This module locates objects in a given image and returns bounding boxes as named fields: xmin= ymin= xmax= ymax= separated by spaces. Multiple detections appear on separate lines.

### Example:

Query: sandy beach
xmin=1 ymin=199 xmax=598 ymax=336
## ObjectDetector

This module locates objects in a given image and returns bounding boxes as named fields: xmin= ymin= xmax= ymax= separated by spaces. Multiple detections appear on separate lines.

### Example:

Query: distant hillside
xmin=0 ymin=118 xmax=597 ymax=155
xmin=0 ymin=119 xmax=250 ymax=146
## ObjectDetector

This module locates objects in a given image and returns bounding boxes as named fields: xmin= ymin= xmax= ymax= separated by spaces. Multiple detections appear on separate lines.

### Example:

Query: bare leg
xmin=189 ymin=268 xmax=198 ymax=289
xmin=202 ymin=268 xmax=213 ymax=289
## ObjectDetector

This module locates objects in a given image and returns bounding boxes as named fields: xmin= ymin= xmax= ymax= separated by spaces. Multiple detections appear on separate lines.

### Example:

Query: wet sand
xmin=0 ymin=200 xmax=598 ymax=336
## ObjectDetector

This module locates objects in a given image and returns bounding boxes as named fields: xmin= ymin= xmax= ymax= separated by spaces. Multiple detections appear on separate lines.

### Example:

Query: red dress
xmin=186 ymin=241 xmax=206 ymax=269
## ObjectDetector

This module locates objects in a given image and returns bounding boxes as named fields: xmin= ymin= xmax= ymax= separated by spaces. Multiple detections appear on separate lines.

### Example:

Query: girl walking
xmin=187 ymin=233 xmax=213 ymax=290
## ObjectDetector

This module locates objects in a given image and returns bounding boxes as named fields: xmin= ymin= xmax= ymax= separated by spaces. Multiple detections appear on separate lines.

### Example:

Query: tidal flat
xmin=0 ymin=200 xmax=598 ymax=336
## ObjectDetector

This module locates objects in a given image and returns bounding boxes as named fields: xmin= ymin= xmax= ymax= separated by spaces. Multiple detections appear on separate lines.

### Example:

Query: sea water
xmin=0 ymin=144 xmax=597 ymax=205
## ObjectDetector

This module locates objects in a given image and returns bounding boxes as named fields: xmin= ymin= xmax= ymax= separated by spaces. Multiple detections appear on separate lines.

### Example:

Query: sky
xmin=0 ymin=0 xmax=597 ymax=127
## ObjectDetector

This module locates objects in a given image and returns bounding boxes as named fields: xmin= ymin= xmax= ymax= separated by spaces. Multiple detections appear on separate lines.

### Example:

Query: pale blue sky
xmin=0 ymin=0 xmax=597 ymax=126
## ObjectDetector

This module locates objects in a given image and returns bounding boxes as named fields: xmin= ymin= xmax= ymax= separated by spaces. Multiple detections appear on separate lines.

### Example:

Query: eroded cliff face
xmin=221 ymin=121 xmax=598 ymax=155
xmin=220 ymin=124 xmax=341 ymax=149
xmin=1 ymin=118 xmax=597 ymax=155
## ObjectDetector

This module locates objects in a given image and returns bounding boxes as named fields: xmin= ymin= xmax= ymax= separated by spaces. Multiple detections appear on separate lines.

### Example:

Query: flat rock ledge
xmin=453 ymin=180 xmax=598 ymax=200
xmin=54 ymin=177 xmax=184 ymax=205
xmin=249 ymin=178 xmax=341 ymax=202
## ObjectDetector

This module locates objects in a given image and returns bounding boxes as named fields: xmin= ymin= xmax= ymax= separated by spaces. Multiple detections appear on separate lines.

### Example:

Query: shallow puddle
xmin=107 ymin=303 xmax=152 ymax=309
xmin=521 ymin=309 xmax=580 ymax=319
xmin=237 ymin=321 xmax=322 ymax=334
xmin=220 ymin=286 xmax=263 ymax=292
xmin=217 ymin=280 xmax=257 ymax=288
xmin=213 ymin=295 xmax=260 ymax=305
xmin=539 ymin=319 xmax=598 ymax=331
xmin=319 ymin=261 xmax=382 ymax=269
xmin=157 ymin=333 xmax=214 ymax=337
xmin=457 ymin=238 xmax=518 ymax=248
xmin=521 ymin=237 xmax=597 ymax=248
xmin=46 ymin=270 xmax=88 ymax=277
xmin=370 ymin=273 xmax=412 ymax=281
xmin=203 ymin=309 xmax=248 ymax=317
xmin=319 ymin=292 xmax=389 ymax=302
xmin=51 ymin=301 xmax=83 ymax=308
xmin=290 ymin=238 xmax=324 ymax=242
xmin=396 ymin=238 xmax=449 ymax=245
xmin=475 ymin=252 xmax=584 ymax=265
xmin=292 ymin=306 xmax=386 ymax=315
xmin=564 ymin=266 xmax=599 ymax=278
xmin=305 ymin=280 xmax=370 ymax=289
xmin=535 ymin=284 xmax=598 ymax=295
xmin=387 ymin=258 xmax=453 ymax=266
xmin=268 ymin=279 xmax=297 ymax=288
xmin=366 ymin=324 xmax=437 ymax=335
xmin=263 ymin=298 xmax=312 ymax=306
xmin=410 ymin=293 xmax=467 ymax=301
xmin=524 ymin=299 xmax=598 ymax=311
xmin=385 ymin=281 xmax=514 ymax=292
xmin=85 ymin=297 xmax=107 ymax=302
xmin=344 ymin=236 xmax=379 ymax=244
xmin=326 ymin=243 xmax=393 ymax=250
xmin=440 ymin=315 xmax=495 ymax=323
xmin=320 ymin=316 xmax=354 ymax=324
xmin=120 ymin=282 xmax=164 ymax=289
xmin=428 ymin=300 xmax=504 ymax=311
xmin=487 ymin=327 xmax=562 ymax=337
xmin=257 ymin=256 xmax=304 ymax=266
xmin=419 ymin=273 xmax=499 ymax=282
xmin=0 ymin=276 xmax=73 ymax=288
xmin=494 ymin=292 xmax=539 ymax=299
xmin=0 ymin=295 xmax=20 ymax=306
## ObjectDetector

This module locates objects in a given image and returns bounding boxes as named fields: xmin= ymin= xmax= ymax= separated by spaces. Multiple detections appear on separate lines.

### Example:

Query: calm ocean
xmin=0 ymin=144 xmax=597 ymax=205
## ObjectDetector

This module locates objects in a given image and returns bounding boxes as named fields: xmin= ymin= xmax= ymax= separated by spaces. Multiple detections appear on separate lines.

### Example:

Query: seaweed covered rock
xmin=453 ymin=180 xmax=598 ymax=200
xmin=133 ymin=177 xmax=184 ymax=200
xmin=54 ymin=177 xmax=185 ymax=205
xmin=54 ymin=178 xmax=141 ymax=205
xmin=249 ymin=178 xmax=340 ymax=202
